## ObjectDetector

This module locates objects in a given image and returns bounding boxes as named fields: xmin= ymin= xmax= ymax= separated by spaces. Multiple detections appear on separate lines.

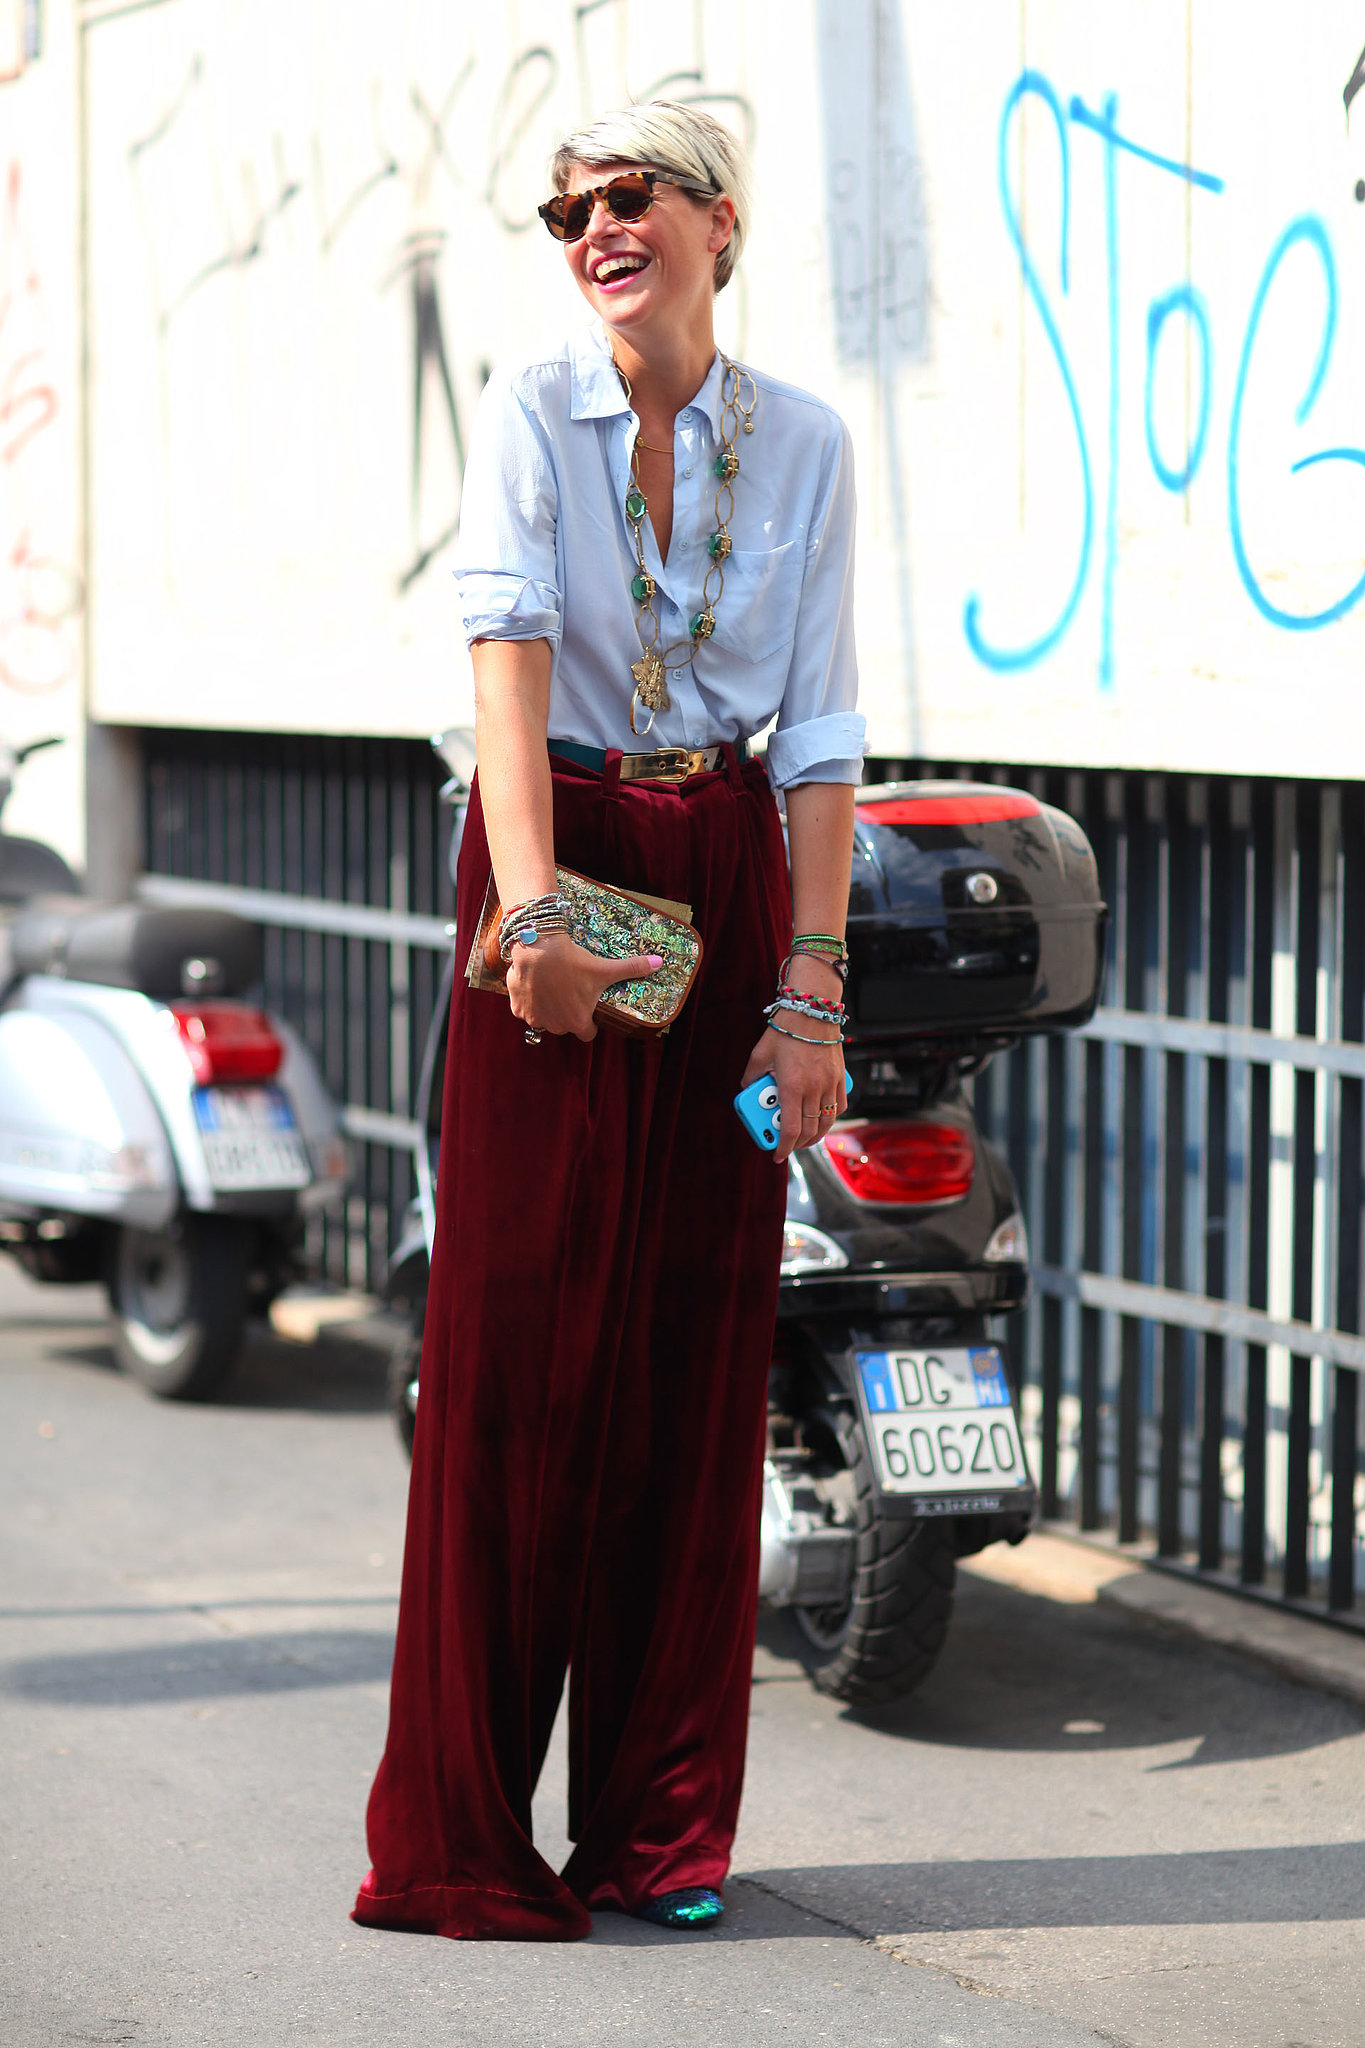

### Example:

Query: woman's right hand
xmin=506 ymin=934 xmax=663 ymax=1041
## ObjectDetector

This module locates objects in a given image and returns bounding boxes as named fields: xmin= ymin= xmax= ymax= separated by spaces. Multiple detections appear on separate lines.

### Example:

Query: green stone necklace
xmin=614 ymin=353 xmax=757 ymax=737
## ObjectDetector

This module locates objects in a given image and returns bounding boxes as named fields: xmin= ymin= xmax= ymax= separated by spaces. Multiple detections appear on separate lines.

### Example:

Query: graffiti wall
xmin=79 ymin=1 xmax=1365 ymax=777
xmin=0 ymin=1 xmax=82 ymax=863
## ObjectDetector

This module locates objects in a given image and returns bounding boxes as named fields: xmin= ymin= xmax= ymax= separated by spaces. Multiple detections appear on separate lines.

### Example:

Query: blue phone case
xmin=733 ymin=1069 xmax=853 ymax=1152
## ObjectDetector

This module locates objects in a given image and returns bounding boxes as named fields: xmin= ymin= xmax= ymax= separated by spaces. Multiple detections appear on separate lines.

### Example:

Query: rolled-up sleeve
xmin=454 ymin=370 xmax=562 ymax=648
xmin=765 ymin=416 xmax=865 ymax=790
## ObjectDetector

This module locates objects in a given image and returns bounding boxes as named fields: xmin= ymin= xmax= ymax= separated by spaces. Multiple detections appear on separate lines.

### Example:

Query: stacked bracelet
xmin=786 ymin=932 xmax=849 ymax=984
xmin=765 ymin=996 xmax=847 ymax=1032
xmin=500 ymin=892 xmax=572 ymax=962
xmin=768 ymin=1017 xmax=841 ymax=1046
xmin=774 ymin=982 xmax=843 ymax=1019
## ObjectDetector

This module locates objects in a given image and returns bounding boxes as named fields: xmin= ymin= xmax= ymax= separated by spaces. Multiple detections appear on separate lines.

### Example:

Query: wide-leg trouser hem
xmin=351 ymin=1870 xmax=592 ymax=1942
xmin=573 ymin=1866 xmax=726 ymax=1917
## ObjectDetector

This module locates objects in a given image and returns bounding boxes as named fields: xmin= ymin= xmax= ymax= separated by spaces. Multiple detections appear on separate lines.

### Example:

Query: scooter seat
xmin=9 ymin=897 xmax=263 ymax=997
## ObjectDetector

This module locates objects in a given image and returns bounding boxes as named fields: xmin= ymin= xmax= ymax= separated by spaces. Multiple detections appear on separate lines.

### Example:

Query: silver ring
xmin=525 ymin=1029 xmax=542 ymax=1046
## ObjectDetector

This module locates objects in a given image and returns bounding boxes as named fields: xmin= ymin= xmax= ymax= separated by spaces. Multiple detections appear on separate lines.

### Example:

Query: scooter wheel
xmin=794 ymin=1416 xmax=956 ymax=1706
xmin=388 ymin=1313 xmax=422 ymax=1458
xmin=107 ymin=1217 xmax=250 ymax=1400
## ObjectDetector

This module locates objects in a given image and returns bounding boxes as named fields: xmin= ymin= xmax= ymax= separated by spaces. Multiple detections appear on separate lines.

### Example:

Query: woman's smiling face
xmin=561 ymin=161 xmax=735 ymax=338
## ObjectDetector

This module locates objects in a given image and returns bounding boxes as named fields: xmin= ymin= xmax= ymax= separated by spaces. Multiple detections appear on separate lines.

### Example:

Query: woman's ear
xmin=708 ymin=194 xmax=737 ymax=256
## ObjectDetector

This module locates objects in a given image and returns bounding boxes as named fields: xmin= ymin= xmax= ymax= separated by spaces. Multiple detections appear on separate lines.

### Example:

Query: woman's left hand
xmin=739 ymin=1023 xmax=847 ymax=1164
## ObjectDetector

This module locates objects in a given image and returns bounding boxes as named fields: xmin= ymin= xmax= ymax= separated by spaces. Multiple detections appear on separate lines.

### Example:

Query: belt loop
xmin=721 ymin=741 xmax=744 ymax=791
xmin=603 ymin=748 xmax=623 ymax=801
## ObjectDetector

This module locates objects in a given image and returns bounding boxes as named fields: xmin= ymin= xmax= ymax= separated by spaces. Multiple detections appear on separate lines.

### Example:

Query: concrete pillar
xmin=83 ymin=722 xmax=143 ymax=900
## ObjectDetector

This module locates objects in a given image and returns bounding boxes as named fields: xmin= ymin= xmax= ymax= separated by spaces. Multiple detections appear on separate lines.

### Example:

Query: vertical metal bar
xmin=1159 ymin=779 xmax=1189 ymax=1556
xmin=1331 ymin=780 xmax=1364 ymax=1610
xmin=1201 ymin=776 xmax=1232 ymax=1571
xmin=1041 ymin=1032 xmax=1066 ymax=1518
xmin=1284 ymin=783 xmax=1320 ymax=1599
xmin=1118 ymin=777 xmax=1148 ymax=1544
xmin=1079 ymin=1032 xmax=1104 ymax=1528
xmin=1331 ymin=1368 xmax=1360 ymax=1611
xmin=1067 ymin=771 xmax=1099 ymax=1530
xmin=1242 ymin=779 xmax=1275 ymax=1586
xmin=1099 ymin=774 xmax=1126 ymax=1526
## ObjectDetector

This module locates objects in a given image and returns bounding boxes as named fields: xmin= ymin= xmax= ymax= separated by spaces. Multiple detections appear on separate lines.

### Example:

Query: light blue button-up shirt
xmin=454 ymin=324 xmax=864 ymax=788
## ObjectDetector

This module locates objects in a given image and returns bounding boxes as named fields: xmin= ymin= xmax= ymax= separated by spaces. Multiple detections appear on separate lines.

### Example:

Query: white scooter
xmin=0 ymin=739 xmax=349 ymax=1398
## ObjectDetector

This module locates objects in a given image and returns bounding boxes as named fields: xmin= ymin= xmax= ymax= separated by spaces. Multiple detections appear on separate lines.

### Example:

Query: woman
xmin=353 ymin=101 xmax=863 ymax=1942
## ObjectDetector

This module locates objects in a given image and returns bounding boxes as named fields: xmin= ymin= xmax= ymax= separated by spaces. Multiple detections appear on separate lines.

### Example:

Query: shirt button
xmin=682 ymin=465 xmax=694 ymax=478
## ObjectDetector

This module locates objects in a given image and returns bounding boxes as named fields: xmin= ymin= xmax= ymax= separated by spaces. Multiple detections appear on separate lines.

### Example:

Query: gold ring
xmin=819 ymin=1103 xmax=837 ymax=1115
xmin=525 ymin=1029 xmax=542 ymax=1046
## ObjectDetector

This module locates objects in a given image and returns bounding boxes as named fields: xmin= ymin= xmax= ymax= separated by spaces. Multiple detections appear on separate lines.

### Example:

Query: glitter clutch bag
xmin=466 ymin=865 xmax=703 ymax=1039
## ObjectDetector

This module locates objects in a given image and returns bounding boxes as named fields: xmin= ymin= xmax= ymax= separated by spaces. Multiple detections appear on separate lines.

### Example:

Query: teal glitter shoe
xmin=636 ymin=1887 xmax=724 ymax=1929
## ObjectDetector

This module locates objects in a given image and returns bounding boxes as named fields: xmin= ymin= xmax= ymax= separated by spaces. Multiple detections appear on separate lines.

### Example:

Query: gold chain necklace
xmin=614 ymin=353 xmax=757 ymax=737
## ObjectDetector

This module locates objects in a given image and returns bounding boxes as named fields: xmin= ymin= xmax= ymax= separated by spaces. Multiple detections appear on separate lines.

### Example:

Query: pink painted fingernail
xmin=647 ymin=954 xmax=663 ymax=969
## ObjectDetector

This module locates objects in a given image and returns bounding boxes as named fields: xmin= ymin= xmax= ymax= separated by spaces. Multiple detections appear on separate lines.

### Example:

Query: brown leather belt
xmin=549 ymin=738 xmax=750 ymax=786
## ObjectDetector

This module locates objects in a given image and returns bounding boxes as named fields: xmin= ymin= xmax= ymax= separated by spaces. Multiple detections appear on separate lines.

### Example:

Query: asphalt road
xmin=4 ymin=1261 xmax=1364 ymax=2048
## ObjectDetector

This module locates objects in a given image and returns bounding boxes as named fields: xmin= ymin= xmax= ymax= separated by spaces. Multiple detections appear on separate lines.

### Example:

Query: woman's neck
xmin=608 ymin=322 xmax=717 ymax=427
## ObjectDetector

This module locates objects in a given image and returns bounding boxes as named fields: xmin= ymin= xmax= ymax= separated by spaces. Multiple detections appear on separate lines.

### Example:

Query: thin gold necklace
xmin=614 ymin=353 xmax=757 ymax=737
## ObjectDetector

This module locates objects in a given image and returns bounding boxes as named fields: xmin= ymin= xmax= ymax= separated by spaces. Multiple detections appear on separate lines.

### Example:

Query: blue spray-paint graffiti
xmin=1145 ymin=286 xmax=1211 ymax=493
xmin=965 ymin=71 xmax=1365 ymax=688
xmin=962 ymin=72 xmax=1092 ymax=675
xmin=1228 ymin=216 xmax=1365 ymax=631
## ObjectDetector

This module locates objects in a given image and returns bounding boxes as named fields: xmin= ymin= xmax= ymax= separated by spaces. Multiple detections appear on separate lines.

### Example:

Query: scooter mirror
xmin=431 ymin=727 xmax=477 ymax=797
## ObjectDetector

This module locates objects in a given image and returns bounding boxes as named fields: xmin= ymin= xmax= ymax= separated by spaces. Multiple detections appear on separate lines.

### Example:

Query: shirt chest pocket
xmin=712 ymin=539 xmax=803 ymax=664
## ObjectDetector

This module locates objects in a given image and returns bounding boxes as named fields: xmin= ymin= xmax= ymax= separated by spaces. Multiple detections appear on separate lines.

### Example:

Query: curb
xmin=1097 ymin=1568 xmax=1365 ymax=1713
xmin=960 ymin=1529 xmax=1365 ymax=1713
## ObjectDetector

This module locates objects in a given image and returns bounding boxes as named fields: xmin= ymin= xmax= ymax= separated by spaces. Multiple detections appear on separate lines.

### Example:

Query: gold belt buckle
xmin=630 ymin=746 xmax=694 ymax=784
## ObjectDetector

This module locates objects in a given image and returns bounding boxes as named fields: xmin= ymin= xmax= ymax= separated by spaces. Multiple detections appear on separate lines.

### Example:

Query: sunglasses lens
xmin=559 ymin=194 xmax=592 ymax=241
xmin=543 ymin=195 xmax=590 ymax=241
xmin=607 ymin=175 xmax=654 ymax=223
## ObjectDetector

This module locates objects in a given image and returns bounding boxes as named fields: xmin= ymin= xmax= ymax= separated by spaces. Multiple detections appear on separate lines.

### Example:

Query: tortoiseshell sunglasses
xmin=537 ymin=170 xmax=713 ymax=244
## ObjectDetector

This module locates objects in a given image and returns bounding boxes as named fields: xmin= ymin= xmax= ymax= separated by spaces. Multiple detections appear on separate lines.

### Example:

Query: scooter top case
xmin=845 ymin=782 xmax=1106 ymax=1054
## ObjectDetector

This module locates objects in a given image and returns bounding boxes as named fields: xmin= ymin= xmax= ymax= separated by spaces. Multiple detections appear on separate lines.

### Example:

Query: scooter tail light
xmin=170 ymin=1002 xmax=284 ymax=1084
xmin=822 ymin=1120 xmax=975 ymax=1204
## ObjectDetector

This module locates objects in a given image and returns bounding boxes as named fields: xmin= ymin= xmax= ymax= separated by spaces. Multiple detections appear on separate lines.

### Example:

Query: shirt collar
xmin=569 ymin=323 xmax=726 ymax=438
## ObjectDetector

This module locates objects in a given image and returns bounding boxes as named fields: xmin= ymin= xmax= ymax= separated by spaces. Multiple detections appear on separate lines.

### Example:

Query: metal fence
xmin=141 ymin=728 xmax=455 ymax=1288
xmin=140 ymin=728 xmax=1364 ymax=1628
xmin=869 ymin=757 xmax=1365 ymax=1628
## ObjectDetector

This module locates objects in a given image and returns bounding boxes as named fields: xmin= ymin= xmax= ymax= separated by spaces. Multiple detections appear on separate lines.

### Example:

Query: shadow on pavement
xmin=757 ymin=1572 xmax=1362 ymax=1766
xmin=219 ymin=1324 xmax=392 ymax=1415
xmin=38 ymin=1321 xmax=394 ymax=1416
xmin=737 ymin=1841 xmax=1365 ymax=1930
xmin=0 ymin=1627 xmax=396 ymax=1703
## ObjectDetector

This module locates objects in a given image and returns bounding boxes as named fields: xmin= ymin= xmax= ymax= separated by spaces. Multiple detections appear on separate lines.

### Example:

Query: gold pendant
xmin=631 ymin=647 xmax=670 ymax=713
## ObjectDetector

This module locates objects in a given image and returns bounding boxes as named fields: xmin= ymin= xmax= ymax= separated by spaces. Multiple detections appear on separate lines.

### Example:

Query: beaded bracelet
xmin=768 ymin=1016 xmax=844 ymax=1046
xmin=766 ymin=997 xmax=847 ymax=1031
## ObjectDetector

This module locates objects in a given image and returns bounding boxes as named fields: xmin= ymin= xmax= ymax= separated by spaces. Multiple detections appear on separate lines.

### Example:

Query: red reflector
xmin=824 ymin=1121 xmax=975 ymax=1204
xmin=856 ymin=792 xmax=1041 ymax=826
xmin=171 ymin=1002 xmax=283 ymax=1084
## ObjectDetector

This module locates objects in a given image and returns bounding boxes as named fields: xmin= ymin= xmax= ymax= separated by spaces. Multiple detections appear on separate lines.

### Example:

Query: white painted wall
xmin=0 ymin=2 xmax=82 ymax=867
xmin=67 ymin=1 xmax=1365 ymax=778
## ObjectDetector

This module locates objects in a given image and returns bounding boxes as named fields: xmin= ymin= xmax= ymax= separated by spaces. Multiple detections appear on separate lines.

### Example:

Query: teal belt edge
xmin=548 ymin=737 xmax=750 ymax=772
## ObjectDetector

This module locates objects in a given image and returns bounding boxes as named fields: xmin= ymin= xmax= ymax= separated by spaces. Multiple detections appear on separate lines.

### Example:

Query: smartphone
xmin=733 ymin=1069 xmax=853 ymax=1152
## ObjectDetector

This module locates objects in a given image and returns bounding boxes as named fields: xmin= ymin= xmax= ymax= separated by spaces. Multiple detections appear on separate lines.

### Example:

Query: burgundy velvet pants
xmin=353 ymin=748 xmax=790 ymax=1940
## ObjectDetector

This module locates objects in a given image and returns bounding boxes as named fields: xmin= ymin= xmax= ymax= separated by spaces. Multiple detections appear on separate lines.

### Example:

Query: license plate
xmin=192 ymin=1087 xmax=311 ymax=1192
xmin=854 ymin=1346 xmax=1030 ymax=1499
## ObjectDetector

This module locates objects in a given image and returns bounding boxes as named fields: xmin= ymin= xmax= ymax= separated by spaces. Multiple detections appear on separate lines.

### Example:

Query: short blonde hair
xmin=549 ymin=101 xmax=751 ymax=293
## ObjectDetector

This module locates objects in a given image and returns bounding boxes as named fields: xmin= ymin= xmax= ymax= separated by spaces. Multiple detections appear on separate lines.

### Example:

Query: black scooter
xmin=386 ymin=738 xmax=1104 ymax=1705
